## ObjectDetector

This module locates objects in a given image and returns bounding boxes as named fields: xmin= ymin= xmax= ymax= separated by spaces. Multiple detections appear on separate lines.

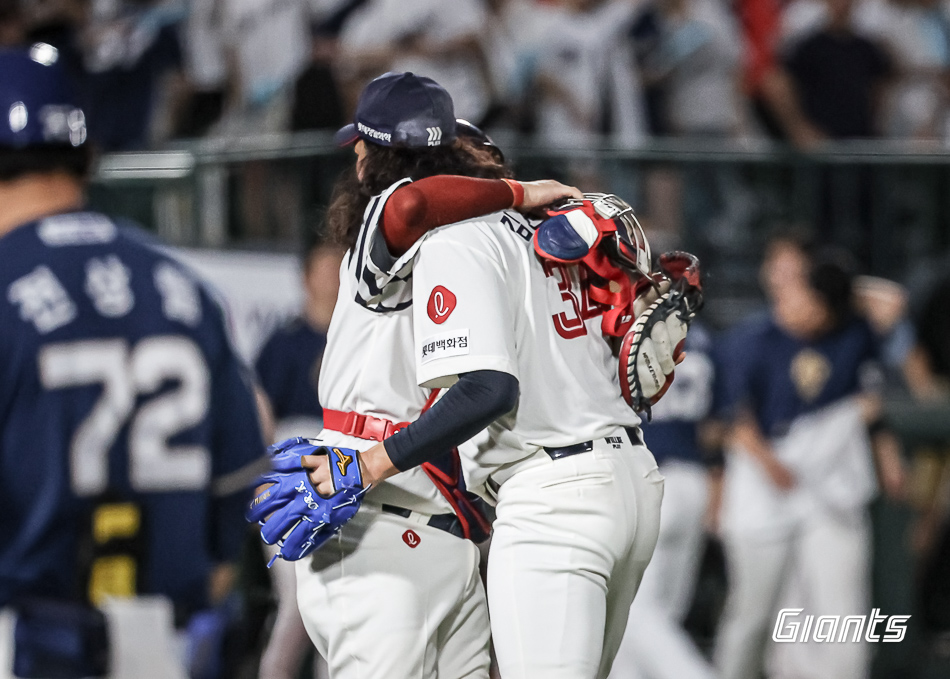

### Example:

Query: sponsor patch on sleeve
xmin=420 ymin=328 xmax=470 ymax=364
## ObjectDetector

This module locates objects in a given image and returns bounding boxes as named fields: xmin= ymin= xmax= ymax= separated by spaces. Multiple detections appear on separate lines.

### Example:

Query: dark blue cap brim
xmin=334 ymin=124 xmax=359 ymax=147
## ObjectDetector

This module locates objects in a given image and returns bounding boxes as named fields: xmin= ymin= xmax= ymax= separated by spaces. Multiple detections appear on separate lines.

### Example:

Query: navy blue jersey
xmin=0 ymin=212 xmax=264 ymax=609
xmin=640 ymin=324 xmax=716 ymax=466
xmin=254 ymin=318 xmax=326 ymax=421
xmin=717 ymin=313 xmax=880 ymax=439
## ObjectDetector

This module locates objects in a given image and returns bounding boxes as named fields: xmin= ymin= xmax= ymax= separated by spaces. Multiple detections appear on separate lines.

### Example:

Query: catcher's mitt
xmin=619 ymin=251 xmax=704 ymax=413
xmin=247 ymin=438 xmax=367 ymax=565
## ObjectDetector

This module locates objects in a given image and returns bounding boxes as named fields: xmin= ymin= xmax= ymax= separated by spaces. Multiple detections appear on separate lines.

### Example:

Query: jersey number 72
xmin=39 ymin=336 xmax=212 ymax=496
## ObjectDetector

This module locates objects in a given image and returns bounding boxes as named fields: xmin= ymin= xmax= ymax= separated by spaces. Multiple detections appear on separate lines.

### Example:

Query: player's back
xmin=412 ymin=210 xmax=642 ymax=491
xmin=0 ymin=211 xmax=263 ymax=608
xmin=317 ymin=182 xmax=457 ymax=516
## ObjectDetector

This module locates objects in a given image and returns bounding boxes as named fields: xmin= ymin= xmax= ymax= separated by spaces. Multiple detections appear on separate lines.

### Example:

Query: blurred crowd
xmin=4 ymin=0 xmax=950 ymax=153
xmin=2 ymin=2 xmax=950 ymax=678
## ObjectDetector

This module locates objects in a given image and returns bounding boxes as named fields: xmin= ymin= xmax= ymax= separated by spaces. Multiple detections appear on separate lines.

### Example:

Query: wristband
xmin=502 ymin=179 xmax=525 ymax=208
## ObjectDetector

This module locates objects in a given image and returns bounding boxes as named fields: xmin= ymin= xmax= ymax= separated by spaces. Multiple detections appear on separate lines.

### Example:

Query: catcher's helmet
xmin=548 ymin=193 xmax=653 ymax=279
xmin=0 ymin=44 xmax=87 ymax=149
xmin=455 ymin=118 xmax=504 ymax=163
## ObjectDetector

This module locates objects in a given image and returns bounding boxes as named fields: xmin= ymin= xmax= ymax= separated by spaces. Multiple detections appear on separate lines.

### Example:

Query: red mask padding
xmin=534 ymin=199 xmax=653 ymax=337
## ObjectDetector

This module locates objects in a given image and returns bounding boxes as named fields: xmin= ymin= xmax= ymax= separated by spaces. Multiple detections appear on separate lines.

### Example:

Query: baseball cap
xmin=335 ymin=72 xmax=457 ymax=148
xmin=0 ymin=44 xmax=87 ymax=149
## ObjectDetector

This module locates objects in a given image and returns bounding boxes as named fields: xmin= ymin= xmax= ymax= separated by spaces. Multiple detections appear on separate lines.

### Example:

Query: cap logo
xmin=426 ymin=127 xmax=442 ymax=146
xmin=357 ymin=121 xmax=391 ymax=143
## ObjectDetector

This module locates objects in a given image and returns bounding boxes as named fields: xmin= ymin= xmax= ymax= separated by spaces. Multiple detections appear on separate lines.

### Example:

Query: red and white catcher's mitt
xmin=619 ymin=252 xmax=703 ymax=413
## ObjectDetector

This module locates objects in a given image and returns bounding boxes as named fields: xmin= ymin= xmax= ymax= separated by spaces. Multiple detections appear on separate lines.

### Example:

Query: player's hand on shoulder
xmin=515 ymin=180 xmax=583 ymax=212
xmin=246 ymin=438 xmax=367 ymax=564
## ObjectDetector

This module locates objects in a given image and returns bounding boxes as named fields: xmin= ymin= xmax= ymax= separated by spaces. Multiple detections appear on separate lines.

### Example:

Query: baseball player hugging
xmin=249 ymin=71 xmax=705 ymax=679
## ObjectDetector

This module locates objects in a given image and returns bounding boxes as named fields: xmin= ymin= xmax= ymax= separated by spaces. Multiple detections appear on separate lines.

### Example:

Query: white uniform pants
xmin=608 ymin=461 xmax=717 ymax=679
xmin=715 ymin=509 xmax=871 ymax=679
xmin=487 ymin=435 xmax=664 ymax=679
xmin=296 ymin=505 xmax=490 ymax=679
xmin=258 ymin=550 xmax=328 ymax=679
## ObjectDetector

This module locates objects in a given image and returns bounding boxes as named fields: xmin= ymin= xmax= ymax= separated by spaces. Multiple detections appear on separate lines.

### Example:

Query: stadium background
xmin=3 ymin=0 xmax=950 ymax=677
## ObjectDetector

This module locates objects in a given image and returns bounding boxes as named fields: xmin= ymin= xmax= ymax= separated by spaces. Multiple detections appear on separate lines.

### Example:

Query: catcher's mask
xmin=548 ymin=193 xmax=652 ymax=280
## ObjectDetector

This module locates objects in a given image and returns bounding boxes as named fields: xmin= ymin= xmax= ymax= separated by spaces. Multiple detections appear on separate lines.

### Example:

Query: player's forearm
xmin=383 ymin=370 xmax=519 ymax=472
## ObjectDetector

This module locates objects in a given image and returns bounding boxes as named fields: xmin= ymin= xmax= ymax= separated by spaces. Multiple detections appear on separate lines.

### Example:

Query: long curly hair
xmin=326 ymin=138 xmax=514 ymax=248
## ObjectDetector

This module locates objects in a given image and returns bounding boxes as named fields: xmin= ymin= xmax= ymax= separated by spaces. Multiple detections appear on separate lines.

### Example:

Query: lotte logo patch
xmin=402 ymin=530 xmax=421 ymax=548
xmin=427 ymin=286 xmax=456 ymax=324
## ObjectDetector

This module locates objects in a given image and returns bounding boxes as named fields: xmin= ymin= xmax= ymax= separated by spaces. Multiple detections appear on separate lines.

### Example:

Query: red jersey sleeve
xmin=381 ymin=176 xmax=520 ymax=256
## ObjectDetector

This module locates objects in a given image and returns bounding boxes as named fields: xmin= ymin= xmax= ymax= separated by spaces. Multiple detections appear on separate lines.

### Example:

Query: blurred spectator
xmin=0 ymin=0 xmax=24 ymax=46
xmin=640 ymin=0 xmax=756 ymax=249
xmin=174 ymin=0 xmax=228 ymax=138
xmin=530 ymin=0 xmax=647 ymax=151
xmin=216 ymin=0 xmax=310 ymax=136
xmin=864 ymin=0 xmax=950 ymax=140
xmin=80 ymin=0 xmax=187 ymax=150
xmin=255 ymin=241 xmax=345 ymax=442
xmin=337 ymin=0 xmax=491 ymax=123
xmin=772 ymin=0 xmax=894 ymax=263
xmin=288 ymin=0 xmax=365 ymax=133
xmin=608 ymin=324 xmax=721 ymax=679
xmin=214 ymin=0 xmax=312 ymax=241
xmin=477 ymin=0 xmax=546 ymax=130
xmin=645 ymin=0 xmax=746 ymax=139
xmin=783 ymin=0 xmax=893 ymax=140
xmin=714 ymin=234 xmax=905 ymax=679
xmin=737 ymin=0 xmax=825 ymax=147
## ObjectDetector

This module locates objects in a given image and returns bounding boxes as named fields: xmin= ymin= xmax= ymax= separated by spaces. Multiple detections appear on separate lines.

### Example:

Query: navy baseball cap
xmin=0 ymin=44 xmax=87 ymax=149
xmin=335 ymin=72 xmax=457 ymax=148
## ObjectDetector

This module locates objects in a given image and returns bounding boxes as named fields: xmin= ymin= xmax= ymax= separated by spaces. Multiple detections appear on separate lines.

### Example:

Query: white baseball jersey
xmin=318 ymin=178 xmax=451 ymax=515
xmin=410 ymin=209 xmax=642 ymax=495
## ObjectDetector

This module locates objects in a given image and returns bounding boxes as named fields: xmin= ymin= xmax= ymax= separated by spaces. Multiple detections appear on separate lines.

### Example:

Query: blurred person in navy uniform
xmin=713 ymin=233 xmax=905 ymax=679
xmin=608 ymin=323 xmax=721 ymax=679
xmin=0 ymin=45 xmax=265 ymax=678
xmin=255 ymin=240 xmax=346 ymax=443
xmin=252 ymin=239 xmax=344 ymax=679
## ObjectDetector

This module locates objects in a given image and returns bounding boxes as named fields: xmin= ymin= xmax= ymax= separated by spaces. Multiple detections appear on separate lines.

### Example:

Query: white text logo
xmin=357 ymin=122 xmax=391 ymax=143
xmin=772 ymin=608 xmax=910 ymax=643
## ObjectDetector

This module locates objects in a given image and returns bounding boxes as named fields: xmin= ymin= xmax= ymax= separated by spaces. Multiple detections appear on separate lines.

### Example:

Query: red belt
xmin=323 ymin=409 xmax=410 ymax=442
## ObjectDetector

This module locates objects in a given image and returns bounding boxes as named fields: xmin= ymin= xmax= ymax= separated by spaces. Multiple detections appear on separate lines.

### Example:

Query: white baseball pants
xmin=487 ymin=435 xmax=664 ymax=679
xmin=608 ymin=461 xmax=717 ymax=679
xmin=295 ymin=505 xmax=490 ymax=679
xmin=715 ymin=508 xmax=871 ymax=679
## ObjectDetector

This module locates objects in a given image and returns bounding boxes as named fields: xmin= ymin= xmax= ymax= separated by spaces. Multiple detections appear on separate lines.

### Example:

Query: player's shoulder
xmin=425 ymin=209 xmax=531 ymax=251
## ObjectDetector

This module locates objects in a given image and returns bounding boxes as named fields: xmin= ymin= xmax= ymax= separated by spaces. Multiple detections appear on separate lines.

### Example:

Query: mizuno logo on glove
xmin=333 ymin=448 xmax=353 ymax=476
